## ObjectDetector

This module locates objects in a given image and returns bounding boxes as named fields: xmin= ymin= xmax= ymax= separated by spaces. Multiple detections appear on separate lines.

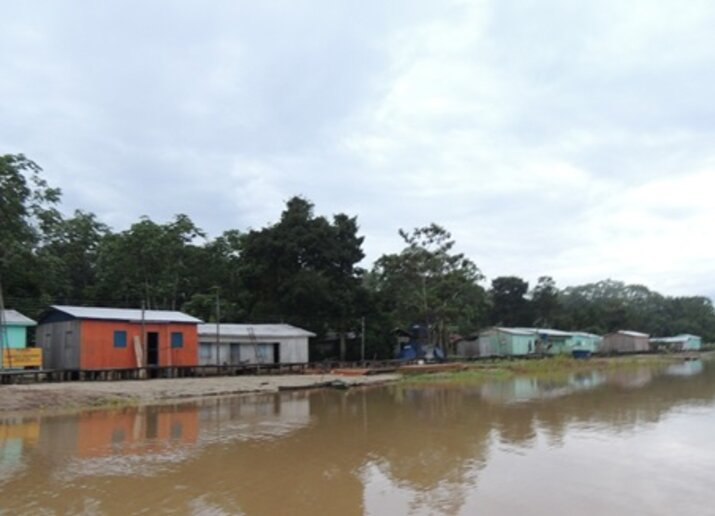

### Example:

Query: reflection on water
xmin=2 ymin=359 xmax=715 ymax=515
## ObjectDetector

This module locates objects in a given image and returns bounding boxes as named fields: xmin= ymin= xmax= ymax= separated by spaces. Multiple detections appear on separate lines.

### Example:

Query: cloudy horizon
xmin=2 ymin=1 xmax=714 ymax=299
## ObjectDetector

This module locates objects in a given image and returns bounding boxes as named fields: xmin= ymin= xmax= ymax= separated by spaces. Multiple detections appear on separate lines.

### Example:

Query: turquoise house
xmin=1 ymin=309 xmax=36 ymax=350
xmin=478 ymin=328 xmax=538 ymax=356
xmin=650 ymin=334 xmax=702 ymax=352
xmin=569 ymin=332 xmax=603 ymax=353
xmin=529 ymin=328 xmax=575 ymax=355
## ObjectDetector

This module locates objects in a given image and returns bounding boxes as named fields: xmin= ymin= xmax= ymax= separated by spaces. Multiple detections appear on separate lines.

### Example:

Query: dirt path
xmin=0 ymin=374 xmax=401 ymax=414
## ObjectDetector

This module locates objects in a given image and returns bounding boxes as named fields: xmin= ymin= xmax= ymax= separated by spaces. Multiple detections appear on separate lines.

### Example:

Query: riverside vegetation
xmin=3 ymin=153 xmax=715 ymax=360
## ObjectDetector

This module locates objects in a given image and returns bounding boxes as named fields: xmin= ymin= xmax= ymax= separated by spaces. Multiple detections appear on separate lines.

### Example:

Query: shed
xmin=455 ymin=335 xmax=479 ymax=358
xmin=1 ymin=309 xmax=37 ymax=368
xmin=650 ymin=334 xmax=702 ymax=352
xmin=0 ymin=309 xmax=36 ymax=349
xmin=36 ymin=305 xmax=201 ymax=370
xmin=601 ymin=330 xmax=650 ymax=353
xmin=198 ymin=324 xmax=315 ymax=365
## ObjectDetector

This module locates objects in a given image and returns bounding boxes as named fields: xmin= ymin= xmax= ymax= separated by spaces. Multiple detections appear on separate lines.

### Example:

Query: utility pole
xmin=214 ymin=287 xmax=221 ymax=366
xmin=361 ymin=316 xmax=366 ymax=363
xmin=141 ymin=300 xmax=146 ymax=365
xmin=0 ymin=273 xmax=7 ymax=370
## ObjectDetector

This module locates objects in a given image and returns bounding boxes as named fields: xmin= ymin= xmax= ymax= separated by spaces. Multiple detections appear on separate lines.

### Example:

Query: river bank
xmin=403 ymin=353 xmax=707 ymax=383
xmin=1 ymin=353 xmax=708 ymax=415
xmin=0 ymin=373 xmax=400 ymax=415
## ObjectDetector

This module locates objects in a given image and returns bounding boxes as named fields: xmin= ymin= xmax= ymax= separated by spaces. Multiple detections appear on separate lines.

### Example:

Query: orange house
xmin=36 ymin=305 xmax=202 ymax=370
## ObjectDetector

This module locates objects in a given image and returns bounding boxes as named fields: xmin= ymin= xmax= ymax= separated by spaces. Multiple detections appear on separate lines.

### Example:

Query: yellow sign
xmin=2 ymin=348 xmax=42 ymax=368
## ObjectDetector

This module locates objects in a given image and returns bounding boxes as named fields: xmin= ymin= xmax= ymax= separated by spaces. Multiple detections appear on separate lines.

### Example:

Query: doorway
xmin=272 ymin=343 xmax=280 ymax=364
xmin=147 ymin=332 xmax=159 ymax=367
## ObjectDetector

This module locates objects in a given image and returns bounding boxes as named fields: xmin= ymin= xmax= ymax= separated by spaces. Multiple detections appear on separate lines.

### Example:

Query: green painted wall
xmin=491 ymin=331 xmax=536 ymax=355
xmin=570 ymin=335 xmax=602 ymax=353
xmin=683 ymin=336 xmax=702 ymax=351
xmin=1 ymin=325 xmax=29 ymax=349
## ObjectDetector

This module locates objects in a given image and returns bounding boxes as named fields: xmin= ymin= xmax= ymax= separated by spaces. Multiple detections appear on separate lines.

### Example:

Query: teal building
xmin=478 ymin=328 xmax=538 ymax=356
xmin=650 ymin=334 xmax=702 ymax=352
xmin=569 ymin=332 xmax=603 ymax=353
xmin=1 ymin=309 xmax=36 ymax=349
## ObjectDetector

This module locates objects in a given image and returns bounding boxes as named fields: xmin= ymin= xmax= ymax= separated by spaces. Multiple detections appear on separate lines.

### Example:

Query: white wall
xmin=198 ymin=335 xmax=309 ymax=365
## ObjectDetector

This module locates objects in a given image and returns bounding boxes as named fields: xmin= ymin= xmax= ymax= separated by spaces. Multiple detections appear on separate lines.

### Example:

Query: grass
xmin=401 ymin=354 xmax=686 ymax=385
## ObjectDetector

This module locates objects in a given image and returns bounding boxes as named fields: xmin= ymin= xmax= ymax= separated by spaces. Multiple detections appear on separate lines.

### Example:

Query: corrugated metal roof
xmin=198 ymin=323 xmax=316 ymax=338
xmin=494 ymin=327 xmax=536 ymax=336
xmin=50 ymin=305 xmax=202 ymax=323
xmin=1 ymin=309 xmax=36 ymax=326
xmin=515 ymin=327 xmax=574 ymax=337
xmin=613 ymin=330 xmax=649 ymax=338
xmin=650 ymin=334 xmax=700 ymax=343
xmin=571 ymin=332 xmax=602 ymax=339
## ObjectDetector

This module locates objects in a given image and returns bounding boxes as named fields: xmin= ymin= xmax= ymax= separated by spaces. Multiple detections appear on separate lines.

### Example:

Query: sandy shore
xmin=0 ymin=373 xmax=401 ymax=414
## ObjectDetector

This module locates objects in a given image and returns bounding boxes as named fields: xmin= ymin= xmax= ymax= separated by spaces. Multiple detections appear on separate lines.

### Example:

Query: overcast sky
xmin=2 ymin=1 xmax=714 ymax=298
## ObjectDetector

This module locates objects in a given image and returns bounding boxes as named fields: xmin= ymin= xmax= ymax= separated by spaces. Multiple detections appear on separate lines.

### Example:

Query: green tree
xmin=490 ymin=276 xmax=530 ymax=326
xmin=181 ymin=230 xmax=247 ymax=322
xmin=38 ymin=210 xmax=109 ymax=303
xmin=95 ymin=214 xmax=205 ymax=309
xmin=238 ymin=197 xmax=366 ymax=358
xmin=530 ymin=276 xmax=560 ymax=327
xmin=370 ymin=224 xmax=488 ymax=352
xmin=0 ymin=154 xmax=62 ymax=316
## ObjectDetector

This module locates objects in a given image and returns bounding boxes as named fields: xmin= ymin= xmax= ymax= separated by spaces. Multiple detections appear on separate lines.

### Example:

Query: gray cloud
xmin=1 ymin=0 xmax=714 ymax=298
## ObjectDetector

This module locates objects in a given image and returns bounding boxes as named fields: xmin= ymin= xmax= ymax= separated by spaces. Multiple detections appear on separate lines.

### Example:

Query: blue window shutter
xmin=114 ymin=330 xmax=127 ymax=348
xmin=171 ymin=332 xmax=184 ymax=349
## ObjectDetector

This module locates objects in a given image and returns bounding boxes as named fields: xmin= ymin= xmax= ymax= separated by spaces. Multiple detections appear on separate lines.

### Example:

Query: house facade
xmin=198 ymin=324 xmax=315 ymax=365
xmin=459 ymin=327 xmax=604 ymax=358
xmin=650 ymin=334 xmax=702 ymax=352
xmin=1 ymin=309 xmax=36 ymax=349
xmin=477 ymin=328 xmax=538 ymax=356
xmin=569 ymin=332 xmax=603 ymax=353
xmin=1 ymin=309 xmax=38 ymax=368
xmin=36 ymin=305 xmax=201 ymax=370
xmin=601 ymin=330 xmax=650 ymax=353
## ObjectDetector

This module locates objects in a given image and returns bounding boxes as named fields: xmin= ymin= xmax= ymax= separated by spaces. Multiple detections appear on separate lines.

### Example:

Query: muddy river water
xmin=1 ymin=359 xmax=715 ymax=515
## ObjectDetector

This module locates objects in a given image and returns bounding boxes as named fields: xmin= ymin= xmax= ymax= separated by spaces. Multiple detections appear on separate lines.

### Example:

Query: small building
xmin=601 ymin=330 xmax=650 ymax=353
xmin=650 ymin=334 xmax=702 ymax=352
xmin=1 ymin=310 xmax=38 ymax=368
xmin=569 ymin=332 xmax=603 ymax=353
xmin=198 ymin=324 xmax=315 ymax=365
xmin=36 ymin=305 xmax=201 ymax=370
xmin=477 ymin=327 xmax=538 ymax=357
xmin=1 ymin=309 xmax=36 ymax=349
xmin=524 ymin=328 xmax=574 ymax=355
xmin=455 ymin=334 xmax=479 ymax=358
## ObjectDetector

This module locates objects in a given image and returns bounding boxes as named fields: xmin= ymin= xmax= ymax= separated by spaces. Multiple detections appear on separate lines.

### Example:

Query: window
xmin=171 ymin=332 xmax=184 ymax=349
xmin=200 ymin=343 xmax=212 ymax=360
xmin=114 ymin=330 xmax=127 ymax=348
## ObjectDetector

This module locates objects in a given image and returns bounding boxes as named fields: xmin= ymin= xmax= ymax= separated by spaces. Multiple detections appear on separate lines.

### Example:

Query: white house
xmin=198 ymin=324 xmax=315 ymax=365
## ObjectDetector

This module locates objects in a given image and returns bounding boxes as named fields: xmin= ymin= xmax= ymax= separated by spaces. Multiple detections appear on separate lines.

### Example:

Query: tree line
xmin=2 ymin=154 xmax=714 ymax=358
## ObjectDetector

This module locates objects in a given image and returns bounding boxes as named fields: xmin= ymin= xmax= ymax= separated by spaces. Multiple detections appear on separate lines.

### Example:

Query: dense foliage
xmin=2 ymin=154 xmax=715 ymax=356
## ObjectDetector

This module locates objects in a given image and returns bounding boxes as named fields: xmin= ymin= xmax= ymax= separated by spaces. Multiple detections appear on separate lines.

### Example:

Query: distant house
xmin=458 ymin=328 xmax=604 ymax=358
xmin=455 ymin=334 xmax=479 ymax=358
xmin=1 ymin=309 xmax=37 ymax=368
xmin=36 ymin=305 xmax=202 ymax=370
xmin=650 ymin=334 xmax=702 ymax=352
xmin=601 ymin=330 xmax=650 ymax=353
xmin=524 ymin=328 xmax=574 ymax=355
xmin=477 ymin=327 xmax=538 ymax=357
xmin=198 ymin=324 xmax=315 ymax=365
xmin=1 ymin=309 xmax=36 ymax=349
xmin=569 ymin=332 xmax=603 ymax=353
